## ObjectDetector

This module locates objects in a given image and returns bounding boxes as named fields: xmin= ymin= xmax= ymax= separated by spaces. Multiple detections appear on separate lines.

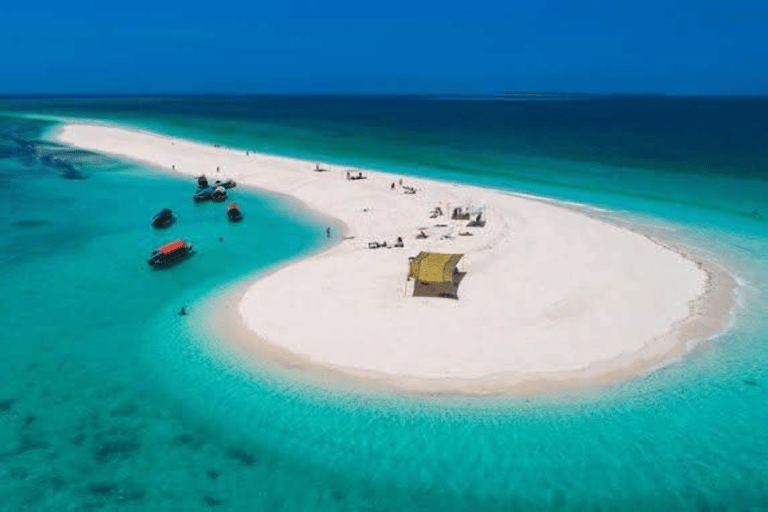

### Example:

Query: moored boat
xmin=194 ymin=187 xmax=214 ymax=202
xmin=147 ymin=239 xmax=193 ymax=267
xmin=151 ymin=208 xmax=175 ymax=228
xmin=214 ymin=179 xmax=237 ymax=189
xmin=227 ymin=202 xmax=242 ymax=222
xmin=211 ymin=186 xmax=227 ymax=202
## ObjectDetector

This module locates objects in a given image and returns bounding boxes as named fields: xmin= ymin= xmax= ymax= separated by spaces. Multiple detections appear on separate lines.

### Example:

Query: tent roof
xmin=409 ymin=252 xmax=463 ymax=283
xmin=467 ymin=204 xmax=484 ymax=214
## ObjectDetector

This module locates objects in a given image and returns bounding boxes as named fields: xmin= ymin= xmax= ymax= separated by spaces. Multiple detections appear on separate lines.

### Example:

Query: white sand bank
xmin=55 ymin=123 xmax=735 ymax=393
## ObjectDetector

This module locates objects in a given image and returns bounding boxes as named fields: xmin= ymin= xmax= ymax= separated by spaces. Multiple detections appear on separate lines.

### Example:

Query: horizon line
xmin=1 ymin=91 xmax=767 ymax=99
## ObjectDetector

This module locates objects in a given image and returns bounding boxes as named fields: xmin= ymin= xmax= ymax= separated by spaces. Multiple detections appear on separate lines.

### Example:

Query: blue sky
xmin=1 ymin=0 xmax=765 ymax=94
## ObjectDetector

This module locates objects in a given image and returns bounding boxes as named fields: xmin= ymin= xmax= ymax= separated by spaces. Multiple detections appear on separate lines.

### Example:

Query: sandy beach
xmin=55 ymin=123 xmax=736 ymax=394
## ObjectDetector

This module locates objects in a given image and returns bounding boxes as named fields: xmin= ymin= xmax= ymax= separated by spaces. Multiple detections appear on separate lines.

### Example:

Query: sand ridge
xmin=55 ymin=123 xmax=735 ymax=392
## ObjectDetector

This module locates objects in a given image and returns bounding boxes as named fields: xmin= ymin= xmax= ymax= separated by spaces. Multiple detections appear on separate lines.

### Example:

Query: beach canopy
xmin=467 ymin=204 xmax=484 ymax=215
xmin=409 ymin=251 xmax=463 ymax=283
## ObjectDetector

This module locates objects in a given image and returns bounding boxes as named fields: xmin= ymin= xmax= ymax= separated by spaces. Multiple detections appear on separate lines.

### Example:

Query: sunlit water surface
xmin=1 ymin=97 xmax=767 ymax=510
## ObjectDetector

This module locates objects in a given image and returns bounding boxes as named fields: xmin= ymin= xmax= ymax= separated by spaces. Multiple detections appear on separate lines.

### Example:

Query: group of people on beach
xmin=389 ymin=178 xmax=408 ymax=190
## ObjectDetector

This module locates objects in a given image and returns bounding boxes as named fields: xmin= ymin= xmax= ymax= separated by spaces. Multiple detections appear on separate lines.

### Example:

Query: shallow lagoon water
xmin=1 ymin=98 xmax=768 ymax=510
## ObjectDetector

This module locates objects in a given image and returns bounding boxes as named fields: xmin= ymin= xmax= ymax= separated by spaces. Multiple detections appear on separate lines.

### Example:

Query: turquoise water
xmin=1 ymin=97 xmax=768 ymax=510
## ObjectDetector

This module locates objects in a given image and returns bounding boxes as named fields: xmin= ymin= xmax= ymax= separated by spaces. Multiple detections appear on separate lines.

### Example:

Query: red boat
xmin=148 ymin=239 xmax=193 ymax=267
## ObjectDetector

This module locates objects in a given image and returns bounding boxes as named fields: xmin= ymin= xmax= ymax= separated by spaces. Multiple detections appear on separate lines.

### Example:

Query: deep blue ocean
xmin=1 ymin=95 xmax=767 ymax=510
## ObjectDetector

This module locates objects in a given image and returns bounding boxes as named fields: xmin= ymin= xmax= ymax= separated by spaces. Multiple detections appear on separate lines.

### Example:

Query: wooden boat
xmin=211 ymin=186 xmax=227 ymax=202
xmin=197 ymin=175 xmax=208 ymax=188
xmin=227 ymin=202 xmax=242 ymax=222
xmin=147 ymin=239 xmax=193 ymax=267
xmin=151 ymin=208 xmax=175 ymax=228
xmin=194 ymin=187 xmax=214 ymax=202
xmin=213 ymin=179 xmax=237 ymax=189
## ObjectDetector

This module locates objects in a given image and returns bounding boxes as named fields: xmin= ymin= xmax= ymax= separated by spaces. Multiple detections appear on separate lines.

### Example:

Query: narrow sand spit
xmin=56 ymin=123 xmax=736 ymax=394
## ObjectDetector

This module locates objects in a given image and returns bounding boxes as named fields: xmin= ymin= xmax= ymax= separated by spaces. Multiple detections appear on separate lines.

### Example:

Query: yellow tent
xmin=408 ymin=252 xmax=463 ymax=283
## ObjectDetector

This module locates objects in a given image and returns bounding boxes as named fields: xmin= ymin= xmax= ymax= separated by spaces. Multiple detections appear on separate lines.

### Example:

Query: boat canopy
xmin=158 ymin=240 xmax=187 ymax=254
xmin=408 ymin=252 xmax=463 ymax=283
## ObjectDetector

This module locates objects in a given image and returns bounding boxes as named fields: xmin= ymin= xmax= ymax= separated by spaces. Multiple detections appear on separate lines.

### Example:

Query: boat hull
xmin=194 ymin=187 xmax=216 ymax=202
xmin=151 ymin=211 xmax=175 ymax=228
xmin=215 ymin=180 xmax=237 ymax=189
xmin=152 ymin=218 xmax=174 ymax=228
xmin=227 ymin=203 xmax=242 ymax=222
xmin=147 ymin=242 xmax=193 ymax=268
